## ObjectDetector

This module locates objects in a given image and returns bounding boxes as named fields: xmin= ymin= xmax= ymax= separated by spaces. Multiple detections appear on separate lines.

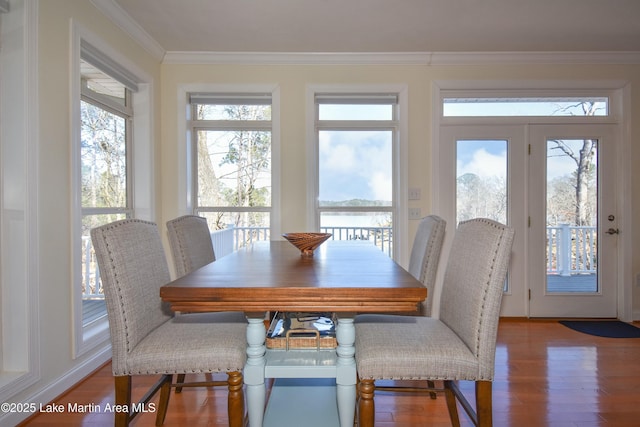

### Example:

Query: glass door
xmin=528 ymin=124 xmax=617 ymax=317
xmin=438 ymin=125 xmax=527 ymax=316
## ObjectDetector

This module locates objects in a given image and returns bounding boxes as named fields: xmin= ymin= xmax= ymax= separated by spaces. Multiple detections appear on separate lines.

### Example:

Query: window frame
xmin=306 ymin=85 xmax=409 ymax=264
xmin=177 ymin=85 xmax=281 ymax=242
xmin=431 ymin=80 xmax=629 ymax=319
xmin=70 ymin=25 xmax=152 ymax=359
xmin=187 ymin=90 xmax=278 ymax=246
xmin=80 ymin=65 xmax=134 ymax=218
xmin=78 ymin=62 xmax=133 ymax=326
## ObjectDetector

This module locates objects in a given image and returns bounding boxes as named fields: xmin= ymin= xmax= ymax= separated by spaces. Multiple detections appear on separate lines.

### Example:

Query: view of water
xmin=320 ymin=213 xmax=391 ymax=228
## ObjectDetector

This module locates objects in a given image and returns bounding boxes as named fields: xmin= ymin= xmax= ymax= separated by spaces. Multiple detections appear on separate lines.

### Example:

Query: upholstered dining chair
xmin=355 ymin=218 xmax=514 ymax=427
xmin=355 ymin=214 xmax=445 ymax=399
xmin=166 ymin=214 xmax=216 ymax=278
xmin=166 ymin=215 xmax=247 ymax=392
xmin=406 ymin=214 xmax=446 ymax=316
xmin=91 ymin=219 xmax=247 ymax=427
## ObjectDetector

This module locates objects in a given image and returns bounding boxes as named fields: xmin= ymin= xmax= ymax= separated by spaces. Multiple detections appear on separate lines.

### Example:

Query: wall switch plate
xmin=409 ymin=207 xmax=422 ymax=220
xmin=408 ymin=188 xmax=421 ymax=200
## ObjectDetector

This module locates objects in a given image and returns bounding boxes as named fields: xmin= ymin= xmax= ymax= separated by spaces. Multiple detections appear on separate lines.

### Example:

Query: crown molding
xmin=162 ymin=51 xmax=432 ymax=65
xmin=90 ymin=0 xmax=165 ymax=61
xmin=429 ymin=51 xmax=640 ymax=65
xmin=163 ymin=50 xmax=640 ymax=66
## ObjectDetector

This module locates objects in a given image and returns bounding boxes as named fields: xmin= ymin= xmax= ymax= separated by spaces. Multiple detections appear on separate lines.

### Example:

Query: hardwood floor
xmin=19 ymin=319 xmax=640 ymax=426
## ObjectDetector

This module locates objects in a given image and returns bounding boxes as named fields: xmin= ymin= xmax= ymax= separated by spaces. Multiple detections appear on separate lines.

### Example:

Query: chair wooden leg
xmin=358 ymin=379 xmax=375 ymax=427
xmin=155 ymin=375 xmax=173 ymax=426
xmin=227 ymin=371 xmax=244 ymax=427
xmin=427 ymin=379 xmax=437 ymax=399
xmin=475 ymin=381 xmax=493 ymax=427
xmin=114 ymin=376 xmax=132 ymax=427
xmin=175 ymin=373 xmax=186 ymax=393
xmin=443 ymin=380 xmax=461 ymax=427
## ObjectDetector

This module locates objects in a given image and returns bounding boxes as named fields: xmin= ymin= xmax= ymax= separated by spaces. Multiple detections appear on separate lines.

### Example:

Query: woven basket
xmin=266 ymin=312 xmax=337 ymax=350
xmin=266 ymin=329 xmax=337 ymax=350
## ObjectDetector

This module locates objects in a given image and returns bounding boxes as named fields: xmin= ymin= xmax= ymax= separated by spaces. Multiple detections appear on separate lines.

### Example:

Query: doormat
xmin=559 ymin=320 xmax=640 ymax=338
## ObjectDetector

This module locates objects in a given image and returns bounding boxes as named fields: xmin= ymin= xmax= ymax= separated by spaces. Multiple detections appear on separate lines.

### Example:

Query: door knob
xmin=606 ymin=228 xmax=619 ymax=235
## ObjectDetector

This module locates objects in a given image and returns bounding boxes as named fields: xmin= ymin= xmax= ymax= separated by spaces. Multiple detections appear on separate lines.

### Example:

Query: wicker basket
xmin=266 ymin=312 xmax=337 ymax=350
xmin=266 ymin=329 xmax=337 ymax=350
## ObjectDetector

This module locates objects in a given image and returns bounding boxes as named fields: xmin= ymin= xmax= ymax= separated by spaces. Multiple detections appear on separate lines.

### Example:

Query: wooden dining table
xmin=160 ymin=240 xmax=427 ymax=427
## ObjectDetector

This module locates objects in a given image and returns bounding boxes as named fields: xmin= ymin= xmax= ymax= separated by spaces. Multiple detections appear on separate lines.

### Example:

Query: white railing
xmin=210 ymin=227 xmax=236 ymax=259
xmin=81 ymin=236 xmax=102 ymax=299
xmin=211 ymin=225 xmax=271 ymax=258
xmin=321 ymin=226 xmax=393 ymax=257
xmin=546 ymin=225 xmax=597 ymax=276
xmin=211 ymin=225 xmax=393 ymax=258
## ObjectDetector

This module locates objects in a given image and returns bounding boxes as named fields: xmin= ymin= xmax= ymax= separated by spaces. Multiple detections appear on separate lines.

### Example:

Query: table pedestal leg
xmin=244 ymin=315 xmax=266 ymax=427
xmin=336 ymin=316 xmax=356 ymax=427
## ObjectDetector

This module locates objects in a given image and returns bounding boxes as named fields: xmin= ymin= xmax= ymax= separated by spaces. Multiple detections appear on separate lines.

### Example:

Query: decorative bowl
xmin=282 ymin=232 xmax=332 ymax=256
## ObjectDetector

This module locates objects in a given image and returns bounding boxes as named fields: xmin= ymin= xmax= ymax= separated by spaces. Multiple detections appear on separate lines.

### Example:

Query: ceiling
xmin=110 ymin=0 xmax=640 ymax=54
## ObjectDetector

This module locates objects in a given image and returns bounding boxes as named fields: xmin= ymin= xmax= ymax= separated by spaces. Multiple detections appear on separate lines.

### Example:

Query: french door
xmin=528 ymin=124 xmax=617 ymax=318
xmin=438 ymin=125 xmax=526 ymax=316
xmin=439 ymin=123 xmax=618 ymax=317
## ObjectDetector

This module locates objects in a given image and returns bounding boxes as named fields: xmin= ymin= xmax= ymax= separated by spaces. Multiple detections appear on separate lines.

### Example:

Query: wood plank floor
xmin=19 ymin=319 xmax=640 ymax=426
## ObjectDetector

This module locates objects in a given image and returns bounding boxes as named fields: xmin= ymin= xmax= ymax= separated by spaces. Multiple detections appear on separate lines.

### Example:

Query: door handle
xmin=606 ymin=228 xmax=619 ymax=235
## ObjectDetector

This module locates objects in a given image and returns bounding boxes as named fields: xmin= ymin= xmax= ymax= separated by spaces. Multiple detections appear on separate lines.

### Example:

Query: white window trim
xmin=70 ymin=21 xmax=155 ymax=358
xmin=0 ymin=0 xmax=40 ymax=403
xmin=431 ymin=79 xmax=632 ymax=321
xmin=306 ymin=84 xmax=409 ymax=265
xmin=177 ymin=83 xmax=281 ymax=237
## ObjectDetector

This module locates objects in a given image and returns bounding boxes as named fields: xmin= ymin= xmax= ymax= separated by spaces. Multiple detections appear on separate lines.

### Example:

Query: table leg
xmin=244 ymin=315 xmax=267 ymax=427
xmin=336 ymin=316 xmax=357 ymax=427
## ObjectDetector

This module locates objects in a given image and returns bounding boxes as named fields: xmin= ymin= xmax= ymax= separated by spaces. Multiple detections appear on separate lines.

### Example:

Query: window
xmin=189 ymin=93 xmax=273 ymax=249
xmin=443 ymin=96 xmax=608 ymax=117
xmin=71 ymin=34 xmax=148 ymax=357
xmin=314 ymin=93 xmax=399 ymax=256
xmin=78 ymin=59 xmax=133 ymax=326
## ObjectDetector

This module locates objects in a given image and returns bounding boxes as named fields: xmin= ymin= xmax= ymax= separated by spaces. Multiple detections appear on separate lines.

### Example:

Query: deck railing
xmin=321 ymin=226 xmax=393 ymax=257
xmin=209 ymin=225 xmax=392 ymax=259
xmin=546 ymin=225 xmax=597 ymax=276
xmin=82 ymin=224 xmax=596 ymax=298
xmin=82 ymin=236 xmax=102 ymax=299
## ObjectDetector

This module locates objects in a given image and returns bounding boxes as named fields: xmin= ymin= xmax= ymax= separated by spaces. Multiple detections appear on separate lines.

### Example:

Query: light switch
xmin=408 ymin=188 xmax=421 ymax=200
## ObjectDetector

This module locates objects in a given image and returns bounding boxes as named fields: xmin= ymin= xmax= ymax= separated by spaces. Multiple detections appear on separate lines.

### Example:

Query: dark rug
xmin=559 ymin=320 xmax=640 ymax=338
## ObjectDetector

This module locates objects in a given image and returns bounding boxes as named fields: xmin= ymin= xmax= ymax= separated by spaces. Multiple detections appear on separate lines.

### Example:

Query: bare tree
xmin=80 ymin=100 xmax=127 ymax=225
xmin=548 ymin=101 xmax=599 ymax=226
xmin=456 ymin=173 xmax=507 ymax=224
xmin=197 ymin=104 xmax=271 ymax=233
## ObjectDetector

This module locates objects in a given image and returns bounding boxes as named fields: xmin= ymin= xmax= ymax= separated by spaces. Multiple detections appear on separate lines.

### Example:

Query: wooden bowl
xmin=282 ymin=232 xmax=332 ymax=256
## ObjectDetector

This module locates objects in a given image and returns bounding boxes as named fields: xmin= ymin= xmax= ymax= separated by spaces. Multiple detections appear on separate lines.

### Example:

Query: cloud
xmin=457 ymin=148 xmax=506 ymax=179
xmin=322 ymin=142 xmax=356 ymax=172
xmin=319 ymin=131 xmax=392 ymax=202
xmin=370 ymin=171 xmax=392 ymax=201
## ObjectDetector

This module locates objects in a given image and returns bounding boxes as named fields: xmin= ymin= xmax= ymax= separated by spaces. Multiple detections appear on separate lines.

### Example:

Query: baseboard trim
xmin=1 ymin=347 xmax=111 ymax=426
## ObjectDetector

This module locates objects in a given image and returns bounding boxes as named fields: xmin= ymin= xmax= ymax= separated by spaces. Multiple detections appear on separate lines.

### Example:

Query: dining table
xmin=160 ymin=239 xmax=427 ymax=427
